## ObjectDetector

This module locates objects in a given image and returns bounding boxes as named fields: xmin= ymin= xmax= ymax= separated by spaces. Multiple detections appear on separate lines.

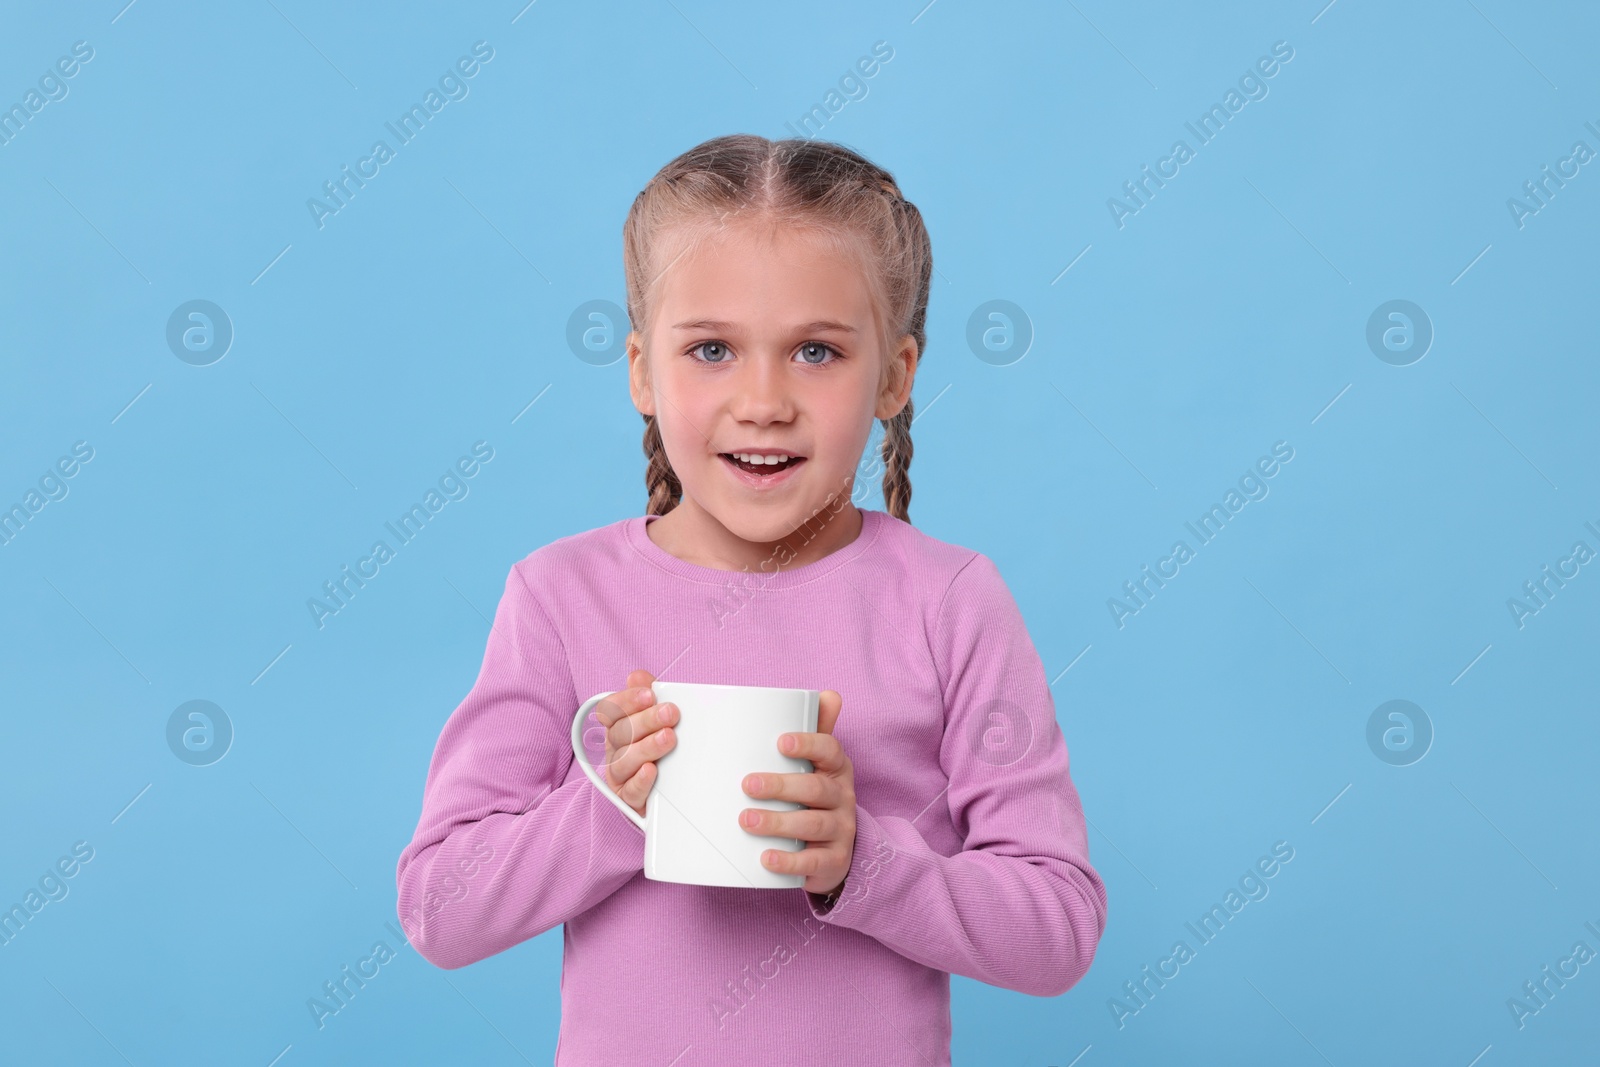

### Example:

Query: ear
xmin=627 ymin=330 xmax=655 ymax=417
xmin=874 ymin=334 xmax=918 ymax=421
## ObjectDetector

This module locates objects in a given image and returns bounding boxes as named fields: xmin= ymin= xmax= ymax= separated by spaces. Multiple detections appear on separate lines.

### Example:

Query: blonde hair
xmin=623 ymin=134 xmax=932 ymax=524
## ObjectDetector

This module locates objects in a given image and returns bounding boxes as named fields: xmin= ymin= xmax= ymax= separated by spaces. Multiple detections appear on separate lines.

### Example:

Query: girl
xmin=396 ymin=134 xmax=1107 ymax=1066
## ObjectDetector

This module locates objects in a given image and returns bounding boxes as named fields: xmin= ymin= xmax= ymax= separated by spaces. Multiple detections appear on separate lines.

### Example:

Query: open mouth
xmin=719 ymin=453 xmax=806 ymax=477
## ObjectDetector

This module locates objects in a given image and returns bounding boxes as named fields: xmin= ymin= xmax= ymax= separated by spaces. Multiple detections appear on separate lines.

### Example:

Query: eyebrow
xmin=670 ymin=319 xmax=858 ymax=334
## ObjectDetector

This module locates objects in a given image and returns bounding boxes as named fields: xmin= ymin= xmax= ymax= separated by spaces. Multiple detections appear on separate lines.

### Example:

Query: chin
xmin=682 ymin=455 xmax=856 ymax=543
xmin=707 ymin=502 xmax=810 ymax=545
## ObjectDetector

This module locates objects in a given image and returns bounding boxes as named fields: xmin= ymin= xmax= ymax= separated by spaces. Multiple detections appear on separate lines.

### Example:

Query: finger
xmin=817 ymin=689 xmax=842 ymax=735
xmin=742 ymin=769 xmax=838 ymax=808
xmin=607 ymin=697 xmax=677 ymax=751
xmin=592 ymin=685 xmax=653 ymax=728
xmin=740 ymin=805 xmax=836 ymax=841
xmin=611 ymin=756 xmax=657 ymax=811
xmin=776 ymin=730 xmax=848 ymax=775
xmin=603 ymin=724 xmax=670 ymax=792
xmin=625 ymin=668 xmax=656 ymax=691
xmin=604 ymin=719 xmax=676 ymax=785
xmin=757 ymin=844 xmax=842 ymax=878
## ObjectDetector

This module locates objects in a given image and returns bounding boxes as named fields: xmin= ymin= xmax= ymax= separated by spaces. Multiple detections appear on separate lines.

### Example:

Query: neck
xmin=646 ymin=494 xmax=864 ymax=573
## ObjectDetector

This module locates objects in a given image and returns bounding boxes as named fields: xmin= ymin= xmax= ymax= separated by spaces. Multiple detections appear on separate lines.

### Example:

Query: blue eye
xmin=689 ymin=341 xmax=730 ymax=363
xmin=795 ymin=342 xmax=838 ymax=365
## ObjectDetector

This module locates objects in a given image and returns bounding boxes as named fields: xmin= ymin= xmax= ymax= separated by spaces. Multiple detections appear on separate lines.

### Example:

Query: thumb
xmin=817 ymin=690 xmax=842 ymax=735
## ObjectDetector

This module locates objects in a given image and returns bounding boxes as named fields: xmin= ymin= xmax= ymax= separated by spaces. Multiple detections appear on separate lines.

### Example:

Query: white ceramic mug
xmin=570 ymin=680 xmax=820 ymax=889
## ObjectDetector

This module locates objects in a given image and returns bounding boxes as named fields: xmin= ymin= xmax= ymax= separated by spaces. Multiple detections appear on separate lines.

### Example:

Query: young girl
xmin=396 ymin=134 xmax=1107 ymax=1065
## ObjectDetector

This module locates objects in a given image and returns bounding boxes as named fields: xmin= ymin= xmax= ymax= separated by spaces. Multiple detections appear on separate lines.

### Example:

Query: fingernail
xmin=741 ymin=810 xmax=758 ymax=828
xmin=780 ymin=734 xmax=796 ymax=753
xmin=745 ymin=774 xmax=763 ymax=792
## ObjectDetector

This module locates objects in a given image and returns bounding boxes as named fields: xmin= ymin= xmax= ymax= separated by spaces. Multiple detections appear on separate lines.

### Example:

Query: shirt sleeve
xmin=394 ymin=560 xmax=645 ymax=970
xmin=803 ymin=552 xmax=1109 ymax=997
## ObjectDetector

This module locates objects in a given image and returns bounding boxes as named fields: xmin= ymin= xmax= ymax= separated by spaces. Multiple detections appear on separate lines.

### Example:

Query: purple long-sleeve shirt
xmin=395 ymin=507 xmax=1107 ymax=1065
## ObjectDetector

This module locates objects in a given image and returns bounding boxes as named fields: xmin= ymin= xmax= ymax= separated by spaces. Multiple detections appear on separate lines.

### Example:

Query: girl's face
xmin=627 ymin=219 xmax=916 ymax=547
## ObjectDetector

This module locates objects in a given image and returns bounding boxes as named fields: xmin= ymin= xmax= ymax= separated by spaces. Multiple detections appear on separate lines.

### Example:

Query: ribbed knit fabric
xmin=395 ymin=507 xmax=1107 ymax=1066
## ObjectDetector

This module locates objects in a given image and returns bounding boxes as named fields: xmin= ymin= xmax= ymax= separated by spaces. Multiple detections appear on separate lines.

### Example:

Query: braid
xmin=642 ymin=413 xmax=681 ymax=516
xmin=880 ymin=401 xmax=914 ymax=524
xmin=873 ymin=184 xmax=925 ymax=526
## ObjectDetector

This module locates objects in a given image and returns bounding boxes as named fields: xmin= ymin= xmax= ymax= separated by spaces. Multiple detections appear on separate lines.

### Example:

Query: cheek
xmin=811 ymin=387 xmax=878 ymax=468
xmin=656 ymin=406 xmax=705 ymax=460
xmin=651 ymin=384 xmax=720 ymax=471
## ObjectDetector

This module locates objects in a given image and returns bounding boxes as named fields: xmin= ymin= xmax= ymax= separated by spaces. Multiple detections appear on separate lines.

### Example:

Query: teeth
xmin=733 ymin=453 xmax=794 ymax=465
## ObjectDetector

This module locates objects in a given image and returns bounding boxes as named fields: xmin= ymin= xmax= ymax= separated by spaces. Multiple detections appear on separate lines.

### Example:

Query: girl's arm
xmin=807 ymin=553 xmax=1109 ymax=997
xmin=394 ymin=562 xmax=643 ymax=969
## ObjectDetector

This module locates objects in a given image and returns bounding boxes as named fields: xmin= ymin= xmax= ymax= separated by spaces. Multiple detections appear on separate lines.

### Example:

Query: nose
xmin=729 ymin=350 xmax=796 ymax=425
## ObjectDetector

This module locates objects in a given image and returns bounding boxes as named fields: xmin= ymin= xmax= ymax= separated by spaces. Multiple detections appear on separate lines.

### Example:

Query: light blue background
xmin=2 ymin=1 xmax=1597 ymax=1064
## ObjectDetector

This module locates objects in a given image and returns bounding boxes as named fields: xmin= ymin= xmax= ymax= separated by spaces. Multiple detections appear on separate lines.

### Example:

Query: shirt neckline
xmin=624 ymin=507 xmax=886 ymax=589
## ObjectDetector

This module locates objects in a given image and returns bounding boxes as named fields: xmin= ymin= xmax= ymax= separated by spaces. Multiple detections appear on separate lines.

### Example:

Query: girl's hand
xmin=593 ymin=669 xmax=677 ymax=819
xmin=739 ymin=689 xmax=856 ymax=897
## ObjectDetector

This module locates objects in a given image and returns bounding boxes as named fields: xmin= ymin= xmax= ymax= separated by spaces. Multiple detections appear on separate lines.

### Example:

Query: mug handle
xmin=571 ymin=691 xmax=647 ymax=830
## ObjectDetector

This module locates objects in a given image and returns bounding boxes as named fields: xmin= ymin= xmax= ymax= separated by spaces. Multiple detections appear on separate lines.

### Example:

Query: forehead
xmin=652 ymin=220 xmax=878 ymax=332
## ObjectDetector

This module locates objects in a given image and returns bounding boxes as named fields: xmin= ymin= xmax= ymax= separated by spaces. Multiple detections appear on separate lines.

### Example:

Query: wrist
xmin=811 ymin=877 xmax=846 ymax=911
